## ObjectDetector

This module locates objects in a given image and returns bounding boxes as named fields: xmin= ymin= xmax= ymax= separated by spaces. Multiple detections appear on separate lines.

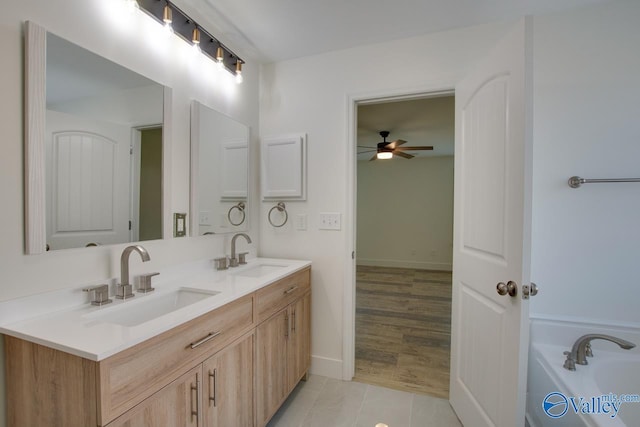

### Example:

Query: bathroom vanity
xmin=1 ymin=258 xmax=311 ymax=427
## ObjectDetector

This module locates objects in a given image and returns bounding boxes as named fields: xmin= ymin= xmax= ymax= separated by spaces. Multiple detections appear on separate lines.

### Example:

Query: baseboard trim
xmin=356 ymin=259 xmax=452 ymax=271
xmin=310 ymin=355 xmax=343 ymax=379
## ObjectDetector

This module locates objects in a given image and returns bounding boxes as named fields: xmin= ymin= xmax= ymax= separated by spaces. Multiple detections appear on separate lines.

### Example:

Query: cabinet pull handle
xmin=285 ymin=312 xmax=289 ymax=338
xmin=189 ymin=331 xmax=222 ymax=349
xmin=209 ymin=368 xmax=217 ymax=407
xmin=284 ymin=285 xmax=298 ymax=295
xmin=292 ymin=309 xmax=296 ymax=333
xmin=190 ymin=374 xmax=200 ymax=423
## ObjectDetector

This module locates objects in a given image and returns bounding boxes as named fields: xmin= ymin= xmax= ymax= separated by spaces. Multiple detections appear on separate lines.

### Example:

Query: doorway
xmin=353 ymin=94 xmax=455 ymax=398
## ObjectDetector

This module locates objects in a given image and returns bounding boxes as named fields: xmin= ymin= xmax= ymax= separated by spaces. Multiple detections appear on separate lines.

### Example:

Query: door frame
xmin=343 ymin=86 xmax=455 ymax=381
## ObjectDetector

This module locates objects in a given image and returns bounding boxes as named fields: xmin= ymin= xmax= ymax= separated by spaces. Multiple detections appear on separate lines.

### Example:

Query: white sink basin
xmin=234 ymin=264 xmax=286 ymax=278
xmin=88 ymin=288 xmax=220 ymax=327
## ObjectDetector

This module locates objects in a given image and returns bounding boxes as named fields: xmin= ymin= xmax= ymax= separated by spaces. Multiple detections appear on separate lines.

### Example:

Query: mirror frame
xmin=24 ymin=21 xmax=172 ymax=254
xmin=189 ymin=100 xmax=250 ymax=236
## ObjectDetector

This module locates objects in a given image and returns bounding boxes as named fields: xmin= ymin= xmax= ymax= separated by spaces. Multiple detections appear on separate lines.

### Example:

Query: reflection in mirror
xmin=190 ymin=101 xmax=249 ymax=235
xmin=25 ymin=23 xmax=165 ymax=253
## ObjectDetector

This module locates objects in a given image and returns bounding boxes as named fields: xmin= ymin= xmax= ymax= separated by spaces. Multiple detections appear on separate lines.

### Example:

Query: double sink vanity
xmin=1 ymin=254 xmax=311 ymax=427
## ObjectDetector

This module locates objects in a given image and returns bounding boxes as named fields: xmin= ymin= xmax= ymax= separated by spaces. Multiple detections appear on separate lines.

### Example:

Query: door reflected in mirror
xmin=190 ymin=101 xmax=250 ymax=235
xmin=35 ymin=30 xmax=165 ymax=251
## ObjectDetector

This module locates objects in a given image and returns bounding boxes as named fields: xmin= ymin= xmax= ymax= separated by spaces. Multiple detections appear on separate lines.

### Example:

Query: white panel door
xmin=46 ymin=110 xmax=132 ymax=249
xmin=450 ymin=19 xmax=532 ymax=427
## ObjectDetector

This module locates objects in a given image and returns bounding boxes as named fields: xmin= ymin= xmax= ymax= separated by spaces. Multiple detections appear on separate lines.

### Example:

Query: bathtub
xmin=527 ymin=341 xmax=640 ymax=427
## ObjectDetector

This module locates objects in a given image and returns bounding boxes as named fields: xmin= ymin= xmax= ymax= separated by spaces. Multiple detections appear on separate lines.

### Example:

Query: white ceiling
xmin=357 ymin=95 xmax=454 ymax=161
xmin=181 ymin=0 xmax=609 ymax=63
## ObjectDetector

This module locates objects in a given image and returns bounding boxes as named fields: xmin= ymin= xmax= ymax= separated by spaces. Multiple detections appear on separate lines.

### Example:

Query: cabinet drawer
xmin=98 ymin=293 xmax=254 ymax=425
xmin=256 ymin=268 xmax=310 ymax=323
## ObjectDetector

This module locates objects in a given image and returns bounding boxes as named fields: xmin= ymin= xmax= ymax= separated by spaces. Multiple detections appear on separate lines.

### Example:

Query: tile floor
xmin=266 ymin=375 xmax=462 ymax=427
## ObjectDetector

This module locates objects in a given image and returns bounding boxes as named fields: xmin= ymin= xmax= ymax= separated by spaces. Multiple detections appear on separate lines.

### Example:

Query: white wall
xmin=356 ymin=156 xmax=454 ymax=270
xmin=260 ymin=0 xmax=640 ymax=381
xmin=530 ymin=0 xmax=640 ymax=326
xmin=259 ymin=21 xmax=513 ymax=377
xmin=0 ymin=0 xmax=260 ymax=424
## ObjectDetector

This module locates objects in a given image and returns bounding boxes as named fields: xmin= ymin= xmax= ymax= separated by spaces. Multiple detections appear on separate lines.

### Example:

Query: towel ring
xmin=227 ymin=202 xmax=246 ymax=226
xmin=268 ymin=202 xmax=288 ymax=228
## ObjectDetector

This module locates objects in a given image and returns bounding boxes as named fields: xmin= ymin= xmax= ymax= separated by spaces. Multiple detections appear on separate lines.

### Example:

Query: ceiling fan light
xmin=377 ymin=151 xmax=393 ymax=160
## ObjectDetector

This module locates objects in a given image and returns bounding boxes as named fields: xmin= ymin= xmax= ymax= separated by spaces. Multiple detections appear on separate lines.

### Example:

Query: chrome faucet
xmin=229 ymin=233 xmax=252 ymax=267
xmin=118 ymin=245 xmax=150 ymax=299
xmin=563 ymin=334 xmax=636 ymax=371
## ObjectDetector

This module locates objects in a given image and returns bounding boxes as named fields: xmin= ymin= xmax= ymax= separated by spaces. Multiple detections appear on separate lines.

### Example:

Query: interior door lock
xmin=522 ymin=282 xmax=539 ymax=300
xmin=496 ymin=281 xmax=518 ymax=297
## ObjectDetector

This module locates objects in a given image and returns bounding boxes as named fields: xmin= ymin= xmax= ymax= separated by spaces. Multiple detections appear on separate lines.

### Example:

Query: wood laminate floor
xmin=354 ymin=266 xmax=452 ymax=399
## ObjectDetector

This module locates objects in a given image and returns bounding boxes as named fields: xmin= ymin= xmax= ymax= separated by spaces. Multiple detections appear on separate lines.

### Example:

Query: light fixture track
xmin=136 ymin=0 xmax=245 ymax=78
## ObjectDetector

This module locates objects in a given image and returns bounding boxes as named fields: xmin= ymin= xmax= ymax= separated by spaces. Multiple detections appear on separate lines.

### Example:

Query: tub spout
xmin=563 ymin=334 xmax=636 ymax=371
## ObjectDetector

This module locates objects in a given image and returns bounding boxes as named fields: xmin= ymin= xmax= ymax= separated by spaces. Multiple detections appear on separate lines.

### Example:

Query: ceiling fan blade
xmin=395 ymin=146 xmax=434 ymax=151
xmin=369 ymin=154 xmax=378 ymax=161
xmin=393 ymin=150 xmax=414 ymax=159
xmin=357 ymin=145 xmax=376 ymax=148
xmin=358 ymin=149 xmax=377 ymax=154
xmin=385 ymin=139 xmax=407 ymax=150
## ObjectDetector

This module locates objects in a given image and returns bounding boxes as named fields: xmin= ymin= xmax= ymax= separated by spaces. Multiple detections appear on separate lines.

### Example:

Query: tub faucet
xmin=229 ymin=233 xmax=251 ymax=267
xmin=118 ymin=245 xmax=150 ymax=299
xmin=563 ymin=334 xmax=635 ymax=371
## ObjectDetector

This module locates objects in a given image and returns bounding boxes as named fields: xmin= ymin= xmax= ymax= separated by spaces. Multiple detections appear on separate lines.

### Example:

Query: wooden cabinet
xmin=107 ymin=366 xmax=200 ymax=427
xmin=256 ymin=308 xmax=290 ymax=425
xmin=288 ymin=292 xmax=311 ymax=391
xmin=98 ymin=294 xmax=255 ymax=424
xmin=5 ymin=266 xmax=311 ymax=427
xmin=202 ymin=332 xmax=254 ymax=427
xmin=255 ymin=268 xmax=311 ymax=427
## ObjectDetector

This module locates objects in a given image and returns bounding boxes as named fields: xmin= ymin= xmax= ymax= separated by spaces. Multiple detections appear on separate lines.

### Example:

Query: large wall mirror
xmin=24 ymin=22 xmax=168 ymax=254
xmin=190 ymin=101 xmax=249 ymax=235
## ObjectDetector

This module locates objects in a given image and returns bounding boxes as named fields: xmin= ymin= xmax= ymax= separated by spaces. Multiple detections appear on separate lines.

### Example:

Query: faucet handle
xmin=83 ymin=284 xmax=112 ymax=306
xmin=137 ymin=272 xmax=159 ymax=293
xmin=214 ymin=257 xmax=229 ymax=271
xmin=585 ymin=342 xmax=593 ymax=358
xmin=238 ymin=252 xmax=249 ymax=265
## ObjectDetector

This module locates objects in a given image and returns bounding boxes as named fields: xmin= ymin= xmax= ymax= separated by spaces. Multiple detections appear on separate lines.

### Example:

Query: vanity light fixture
xmin=216 ymin=46 xmax=225 ymax=69
xmin=191 ymin=27 xmax=200 ymax=45
xmin=376 ymin=151 xmax=393 ymax=160
xmin=235 ymin=61 xmax=243 ymax=84
xmin=162 ymin=3 xmax=173 ymax=31
xmin=136 ymin=0 xmax=245 ymax=81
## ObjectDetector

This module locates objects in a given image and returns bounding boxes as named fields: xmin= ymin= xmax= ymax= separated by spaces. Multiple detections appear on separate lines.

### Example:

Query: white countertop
xmin=0 ymin=257 xmax=311 ymax=361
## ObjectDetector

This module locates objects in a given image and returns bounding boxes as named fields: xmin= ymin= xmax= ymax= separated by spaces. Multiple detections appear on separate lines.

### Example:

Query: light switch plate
xmin=296 ymin=214 xmax=307 ymax=231
xmin=319 ymin=212 xmax=341 ymax=230
xmin=174 ymin=213 xmax=187 ymax=237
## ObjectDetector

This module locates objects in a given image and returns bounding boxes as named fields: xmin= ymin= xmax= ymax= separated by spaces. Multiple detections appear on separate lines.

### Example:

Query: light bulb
xmin=216 ymin=47 xmax=225 ymax=70
xmin=124 ymin=0 xmax=139 ymax=12
xmin=376 ymin=152 xmax=393 ymax=160
xmin=162 ymin=4 xmax=173 ymax=33
xmin=235 ymin=61 xmax=243 ymax=84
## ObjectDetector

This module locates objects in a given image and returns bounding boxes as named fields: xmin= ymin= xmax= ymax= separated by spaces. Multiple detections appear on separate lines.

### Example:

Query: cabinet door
xmin=288 ymin=293 xmax=311 ymax=391
xmin=107 ymin=366 xmax=201 ymax=427
xmin=256 ymin=307 xmax=289 ymax=426
xmin=203 ymin=333 xmax=254 ymax=427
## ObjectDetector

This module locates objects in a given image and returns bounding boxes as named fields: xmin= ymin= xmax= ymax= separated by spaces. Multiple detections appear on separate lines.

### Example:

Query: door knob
xmin=522 ymin=282 xmax=539 ymax=299
xmin=496 ymin=281 xmax=517 ymax=297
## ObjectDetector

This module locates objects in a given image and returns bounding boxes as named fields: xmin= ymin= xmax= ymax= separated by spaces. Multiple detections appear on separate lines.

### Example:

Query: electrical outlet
xmin=199 ymin=211 xmax=211 ymax=226
xmin=319 ymin=212 xmax=341 ymax=230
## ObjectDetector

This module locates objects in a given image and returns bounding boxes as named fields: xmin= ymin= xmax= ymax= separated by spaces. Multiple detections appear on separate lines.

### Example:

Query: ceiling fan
xmin=358 ymin=131 xmax=433 ymax=160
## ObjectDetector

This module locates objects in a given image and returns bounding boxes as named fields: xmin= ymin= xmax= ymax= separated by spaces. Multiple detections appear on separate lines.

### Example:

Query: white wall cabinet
xmin=260 ymin=134 xmax=307 ymax=200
